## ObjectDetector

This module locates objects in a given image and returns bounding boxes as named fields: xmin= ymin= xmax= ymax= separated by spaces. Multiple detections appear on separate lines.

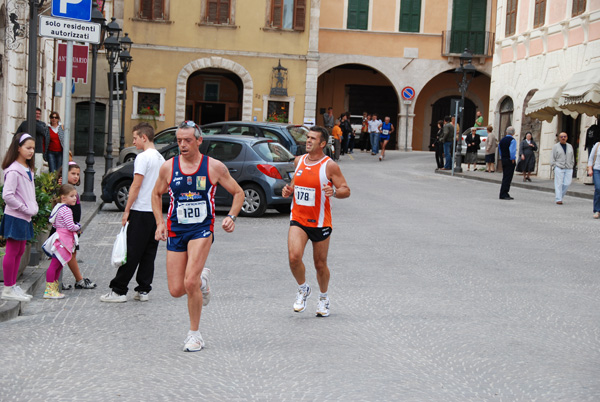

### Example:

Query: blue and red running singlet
xmin=167 ymin=155 xmax=216 ymax=236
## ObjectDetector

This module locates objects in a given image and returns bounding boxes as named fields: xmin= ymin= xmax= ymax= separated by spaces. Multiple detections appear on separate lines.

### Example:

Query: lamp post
xmin=453 ymin=48 xmax=477 ymax=173
xmin=118 ymin=33 xmax=133 ymax=152
xmin=26 ymin=0 xmax=46 ymax=159
xmin=81 ymin=1 xmax=106 ymax=202
xmin=104 ymin=18 xmax=122 ymax=173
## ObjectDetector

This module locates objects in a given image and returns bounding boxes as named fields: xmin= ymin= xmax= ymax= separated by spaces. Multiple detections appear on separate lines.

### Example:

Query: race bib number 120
xmin=294 ymin=186 xmax=316 ymax=207
xmin=177 ymin=201 xmax=207 ymax=224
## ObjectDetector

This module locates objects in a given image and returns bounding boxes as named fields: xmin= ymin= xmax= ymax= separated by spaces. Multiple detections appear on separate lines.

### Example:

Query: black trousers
xmin=500 ymin=159 xmax=515 ymax=198
xmin=110 ymin=210 xmax=159 ymax=295
xmin=434 ymin=142 xmax=444 ymax=168
xmin=360 ymin=132 xmax=371 ymax=151
xmin=341 ymin=134 xmax=349 ymax=154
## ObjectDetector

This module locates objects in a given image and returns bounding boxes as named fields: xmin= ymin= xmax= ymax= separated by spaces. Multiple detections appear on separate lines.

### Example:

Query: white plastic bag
xmin=111 ymin=222 xmax=128 ymax=268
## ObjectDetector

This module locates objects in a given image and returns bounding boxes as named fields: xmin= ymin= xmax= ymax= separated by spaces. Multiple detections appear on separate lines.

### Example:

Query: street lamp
xmin=118 ymin=33 xmax=133 ymax=152
xmin=453 ymin=48 xmax=477 ymax=173
xmin=81 ymin=1 xmax=106 ymax=202
xmin=104 ymin=18 xmax=122 ymax=173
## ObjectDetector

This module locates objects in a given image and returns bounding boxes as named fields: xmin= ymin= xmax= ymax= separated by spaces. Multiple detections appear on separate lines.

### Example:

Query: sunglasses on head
xmin=179 ymin=120 xmax=198 ymax=128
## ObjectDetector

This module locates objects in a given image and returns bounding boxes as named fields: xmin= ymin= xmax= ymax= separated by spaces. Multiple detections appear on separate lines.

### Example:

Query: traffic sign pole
xmin=401 ymin=87 xmax=416 ymax=152
xmin=62 ymin=40 xmax=74 ymax=179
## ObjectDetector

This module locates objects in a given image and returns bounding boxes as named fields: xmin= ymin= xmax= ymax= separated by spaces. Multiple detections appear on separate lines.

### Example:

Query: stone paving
xmin=1 ymin=151 xmax=599 ymax=401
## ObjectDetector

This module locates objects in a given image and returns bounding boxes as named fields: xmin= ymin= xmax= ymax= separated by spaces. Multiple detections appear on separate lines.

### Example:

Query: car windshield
xmin=154 ymin=129 xmax=177 ymax=145
xmin=286 ymin=125 xmax=308 ymax=144
xmin=253 ymin=141 xmax=294 ymax=162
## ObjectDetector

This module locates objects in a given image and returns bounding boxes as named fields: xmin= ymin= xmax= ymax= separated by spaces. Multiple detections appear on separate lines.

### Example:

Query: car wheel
xmin=124 ymin=154 xmax=137 ymax=163
xmin=113 ymin=180 xmax=131 ymax=211
xmin=241 ymin=183 xmax=267 ymax=217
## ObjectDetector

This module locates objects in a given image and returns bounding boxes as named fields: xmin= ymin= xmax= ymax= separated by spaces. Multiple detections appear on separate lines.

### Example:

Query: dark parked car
xmin=200 ymin=121 xmax=308 ymax=156
xmin=103 ymin=135 xmax=296 ymax=217
xmin=118 ymin=121 xmax=309 ymax=164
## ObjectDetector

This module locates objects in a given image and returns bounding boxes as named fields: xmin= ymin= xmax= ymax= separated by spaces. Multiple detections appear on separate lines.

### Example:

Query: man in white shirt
xmin=101 ymin=122 xmax=166 ymax=302
xmin=368 ymin=113 xmax=382 ymax=155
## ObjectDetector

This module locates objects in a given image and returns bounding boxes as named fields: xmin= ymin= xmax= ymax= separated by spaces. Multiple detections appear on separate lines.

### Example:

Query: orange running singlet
xmin=291 ymin=154 xmax=332 ymax=228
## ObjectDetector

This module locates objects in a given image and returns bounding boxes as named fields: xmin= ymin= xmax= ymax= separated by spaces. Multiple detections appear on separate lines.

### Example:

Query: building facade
xmin=489 ymin=0 xmax=600 ymax=180
xmin=316 ymin=0 xmax=497 ymax=151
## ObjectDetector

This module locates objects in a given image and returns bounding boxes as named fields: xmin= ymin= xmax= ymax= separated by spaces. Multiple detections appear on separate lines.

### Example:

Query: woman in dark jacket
xmin=464 ymin=127 xmax=481 ymax=171
xmin=519 ymin=132 xmax=538 ymax=182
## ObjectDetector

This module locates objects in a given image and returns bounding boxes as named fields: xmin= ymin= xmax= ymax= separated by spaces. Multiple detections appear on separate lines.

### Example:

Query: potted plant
xmin=138 ymin=105 xmax=161 ymax=128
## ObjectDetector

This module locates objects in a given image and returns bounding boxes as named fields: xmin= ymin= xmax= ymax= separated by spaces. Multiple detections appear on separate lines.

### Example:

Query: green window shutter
xmin=347 ymin=0 xmax=369 ymax=30
xmin=450 ymin=0 xmax=486 ymax=54
xmin=399 ymin=0 xmax=421 ymax=32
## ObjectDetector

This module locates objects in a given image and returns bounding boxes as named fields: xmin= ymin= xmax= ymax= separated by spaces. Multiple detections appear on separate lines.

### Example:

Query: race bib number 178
xmin=294 ymin=186 xmax=316 ymax=207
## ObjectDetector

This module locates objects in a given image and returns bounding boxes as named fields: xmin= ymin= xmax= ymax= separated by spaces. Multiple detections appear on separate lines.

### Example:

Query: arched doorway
xmin=186 ymin=68 xmax=243 ymax=124
xmin=430 ymin=96 xmax=476 ymax=146
xmin=498 ymin=97 xmax=514 ymax=139
xmin=316 ymin=64 xmax=399 ymax=149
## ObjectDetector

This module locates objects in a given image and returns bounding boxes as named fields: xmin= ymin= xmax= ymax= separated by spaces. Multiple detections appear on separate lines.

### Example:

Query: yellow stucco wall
xmin=121 ymin=1 xmax=310 ymax=146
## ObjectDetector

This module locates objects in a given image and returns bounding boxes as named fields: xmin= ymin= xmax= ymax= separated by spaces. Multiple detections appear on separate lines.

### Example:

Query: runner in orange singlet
xmin=282 ymin=126 xmax=350 ymax=317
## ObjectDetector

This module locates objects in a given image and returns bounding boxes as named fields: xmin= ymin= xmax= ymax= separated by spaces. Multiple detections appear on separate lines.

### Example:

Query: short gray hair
xmin=506 ymin=126 xmax=515 ymax=136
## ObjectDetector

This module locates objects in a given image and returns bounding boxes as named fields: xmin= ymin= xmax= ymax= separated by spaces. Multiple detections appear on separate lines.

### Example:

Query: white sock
xmin=299 ymin=282 xmax=309 ymax=292
xmin=320 ymin=292 xmax=328 ymax=299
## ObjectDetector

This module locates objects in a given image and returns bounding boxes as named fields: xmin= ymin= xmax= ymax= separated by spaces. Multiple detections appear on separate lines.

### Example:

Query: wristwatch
xmin=227 ymin=214 xmax=237 ymax=222
xmin=332 ymin=187 xmax=337 ymax=198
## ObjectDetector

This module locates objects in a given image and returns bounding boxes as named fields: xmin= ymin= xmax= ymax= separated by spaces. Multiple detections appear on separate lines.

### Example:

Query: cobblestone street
xmin=1 ymin=151 xmax=599 ymax=401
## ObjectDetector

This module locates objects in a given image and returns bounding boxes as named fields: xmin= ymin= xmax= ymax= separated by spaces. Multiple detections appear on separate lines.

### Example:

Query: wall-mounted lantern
xmin=270 ymin=60 xmax=288 ymax=96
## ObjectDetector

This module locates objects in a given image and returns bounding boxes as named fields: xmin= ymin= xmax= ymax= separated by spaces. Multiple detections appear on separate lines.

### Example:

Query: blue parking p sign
xmin=52 ymin=0 xmax=92 ymax=22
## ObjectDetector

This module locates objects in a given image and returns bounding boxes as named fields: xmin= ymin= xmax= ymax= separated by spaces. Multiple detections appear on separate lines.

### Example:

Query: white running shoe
xmin=14 ymin=285 xmax=33 ymax=300
xmin=134 ymin=291 xmax=149 ymax=302
xmin=201 ymin=268 xmax=211 ymax=306
xmin=293 ymin=286 xmax=311 ymax=313
xmin=1 ymin=286 xmax=31 ymax=302
xmin=100 ymin=291 xmax=127 ymax=303
xmin=183 ymin=332 xmax=205 ymax=352
xmin=316 ymin=297 xmax=330 ymax=317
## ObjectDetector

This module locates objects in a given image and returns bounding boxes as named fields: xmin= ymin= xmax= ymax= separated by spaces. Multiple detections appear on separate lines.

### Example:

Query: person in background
xmin=368 ymin=114 xmax=382 ymax=156
xmin=378 ymin=116 xmax=394 ymax=161
xmin=587 ymin=139 xmax=600 ymax=219
xmin=474 ymin=110 xmax=484 ymax=127
xmin=323 ymin=107 xmax=334 ymax=133
xmin=519 ymin=132 xmax=537 ymax=182
xmin=498 ymin=126 xmax=517 ymax=200
xmin=464 ymin=127 xmax=481 ymax=171
xmin=45 ymin=111 xmax=65 ymax=173
xmin=331 ymin=119 xmax=342 ymax=161
xmin=550 ymin=132 xmax=575 ymax=205
xmin=360 ymin=112 xmax=371 ymax=152
xmin=434 ymin=120 xmax=444 ymax=170
xmin=16 ymin=107 xmax=47 ymax=169
xmin=485 ymin=125 xmax=497 ymax=173
xmin=441 ymin=116 xmax=454 ymax=170
xmin=340 ymin=113 xmax=352 ymax=156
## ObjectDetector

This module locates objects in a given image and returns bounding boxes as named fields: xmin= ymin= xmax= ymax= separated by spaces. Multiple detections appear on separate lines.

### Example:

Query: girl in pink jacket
xmin=43 ymin=184 xmax=81 ymax=299
xmin=0 ymin=133 xmax=38 ymax=302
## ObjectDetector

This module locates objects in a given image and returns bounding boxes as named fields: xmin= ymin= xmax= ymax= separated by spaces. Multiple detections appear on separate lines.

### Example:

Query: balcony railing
xmin=442 ymin=30 xmax=495 ymax=57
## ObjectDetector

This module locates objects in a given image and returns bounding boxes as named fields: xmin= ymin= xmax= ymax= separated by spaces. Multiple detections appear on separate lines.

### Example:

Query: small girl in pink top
xmin=42 ymin=184 xmax=81 ymax=299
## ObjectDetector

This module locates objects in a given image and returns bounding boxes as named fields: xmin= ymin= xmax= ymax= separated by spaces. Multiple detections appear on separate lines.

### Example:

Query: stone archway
xmin=175 ymin=57 xmax=253 ymax=123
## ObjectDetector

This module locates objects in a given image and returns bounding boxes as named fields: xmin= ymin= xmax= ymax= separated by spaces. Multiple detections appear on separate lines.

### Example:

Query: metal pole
xmin=115 ymin=74 xmax=121 ymax=151
xmin=27 ymin=1 xmax=40 ymax=157
xmin=452 ymin=101 xmax=459 ymax=176
xmin=105 ymin=62 xmax=114 ymax=173
xmin=81 ymin=41 xmax=98 ymax=202
xmin=120 ymin=72 xmax=127 ymax=152
xmin=404 ymin=103 xmax=409 ymax=151
xmin=61 ymin=41 xmax=73 ymax=179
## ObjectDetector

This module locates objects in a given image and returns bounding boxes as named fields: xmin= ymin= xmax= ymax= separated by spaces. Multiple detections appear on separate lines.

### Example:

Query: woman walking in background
xmin=45 ymin=111 xmax=65 ymax=173
xmin=519 ymin=132 xmax=537 ymax=182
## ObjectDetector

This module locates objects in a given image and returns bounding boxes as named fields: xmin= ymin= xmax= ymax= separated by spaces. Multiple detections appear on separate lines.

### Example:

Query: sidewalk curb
xmin=435 ymin=170 xmax=594 ymax=200
xmin=0 ymin=200 xmax=104 ymax=323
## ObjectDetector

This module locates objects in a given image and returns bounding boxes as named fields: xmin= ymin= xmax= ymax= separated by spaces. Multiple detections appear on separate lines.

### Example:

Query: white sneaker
xmin=201 ymin=268 xmax=211 ymax=306
xmin=134 ymin=291 xmax=149 ymax=302
xmin=1 ymin=286 xmax=31 ymax=302
xmin=100 ymin=291 xmax=127 ymax=303
xmin=14 ymin=285 xmax=33 ymax=300
xmin=183 ymin=332 xmax=205 ymax=352
xmin=293 ymin=286 xmax=311 ymax=312
xmin=316 ymin=297 xmax=330 ymax=317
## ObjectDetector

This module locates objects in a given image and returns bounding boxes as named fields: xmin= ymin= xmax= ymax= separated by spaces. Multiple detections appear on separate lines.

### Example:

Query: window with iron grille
xmin=505 ymin=0 xmax=518 ymax=36
xmin=270 ymin=0 xmax=305 ymax=30
xmin=207 ymin=0 xmax=230 ymax=24
xmin=533 ymin=0 xmax=545 ymax=28
xmin=572 ymin=0 xmax=586 ymax=17
xmin=139 ymin=0 xmax=165 ymax=20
